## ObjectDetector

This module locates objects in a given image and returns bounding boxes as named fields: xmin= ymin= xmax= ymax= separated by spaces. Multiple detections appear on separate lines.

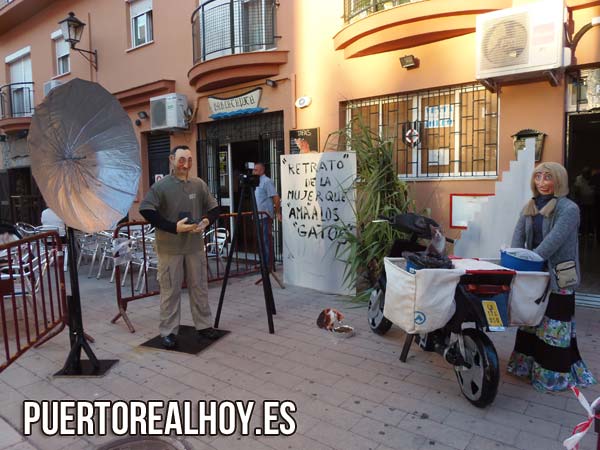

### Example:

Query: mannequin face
xmin=534 ymin=171 xmax=555 ymax=195
xmin=170 ymin=148 xmax=193 ymax=180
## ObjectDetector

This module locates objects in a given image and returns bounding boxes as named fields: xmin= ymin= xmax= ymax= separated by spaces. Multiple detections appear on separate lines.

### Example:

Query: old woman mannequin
xmin=507 ymin=162 xmax=596 ymax=391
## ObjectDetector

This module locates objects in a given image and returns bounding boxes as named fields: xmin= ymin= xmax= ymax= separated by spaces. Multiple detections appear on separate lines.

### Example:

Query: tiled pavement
xmin=0 ymin=270 xmax=599 ymax=450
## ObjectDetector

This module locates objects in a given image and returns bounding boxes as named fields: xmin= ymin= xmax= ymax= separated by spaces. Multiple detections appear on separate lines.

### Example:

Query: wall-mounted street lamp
xmin=59 ymin=12 xmax=98 ymax=71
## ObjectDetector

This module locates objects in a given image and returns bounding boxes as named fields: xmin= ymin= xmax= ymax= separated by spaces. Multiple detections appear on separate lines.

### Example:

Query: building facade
xmin=1 ymin=0 xmax=600 ymax=297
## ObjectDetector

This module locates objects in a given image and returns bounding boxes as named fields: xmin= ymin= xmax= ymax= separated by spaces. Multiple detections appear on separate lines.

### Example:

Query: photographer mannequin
xmin=139 ymin=145 xmax=220 ymax=349
xmin=252 ymin=162 xmax=281 ymax=272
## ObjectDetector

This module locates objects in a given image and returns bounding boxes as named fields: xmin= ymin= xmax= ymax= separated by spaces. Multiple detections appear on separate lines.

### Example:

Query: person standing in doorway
xmin=573 ymin=167 xmax=595 ymax=236
xmin=252 ymin=162 xmax=281 ymax=271
xmin=139 ymin=145 xmax=220 ymax=349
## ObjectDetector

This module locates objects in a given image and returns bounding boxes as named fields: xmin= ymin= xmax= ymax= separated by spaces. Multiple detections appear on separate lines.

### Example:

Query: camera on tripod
xmin=239 ymin=162 xmax=260 ymax=188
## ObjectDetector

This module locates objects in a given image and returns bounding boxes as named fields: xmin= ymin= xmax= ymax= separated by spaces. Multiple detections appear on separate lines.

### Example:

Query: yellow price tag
xmin=481 ymin=300 xmax=503 ymax=328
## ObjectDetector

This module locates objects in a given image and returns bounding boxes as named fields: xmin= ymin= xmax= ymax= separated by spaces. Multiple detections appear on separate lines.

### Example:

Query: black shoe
xmin=198 ymin=327 xmax=220 ymax=341
xmin=161 ymin=334 xmax=177 ymax=349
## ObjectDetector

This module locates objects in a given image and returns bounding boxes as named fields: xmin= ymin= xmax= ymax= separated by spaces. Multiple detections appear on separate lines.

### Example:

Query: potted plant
xmin=327 ymin=120 xmax=413 ymax=300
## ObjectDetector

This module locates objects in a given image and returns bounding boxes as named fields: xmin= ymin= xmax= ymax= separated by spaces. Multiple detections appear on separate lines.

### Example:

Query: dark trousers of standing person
xmin=594 ymin=202 xmax=600 ymax=243
xmin=580 ymin=204 xmax=594 ymax=236
xmin=258 ymin=217 xmax=272 ymax=271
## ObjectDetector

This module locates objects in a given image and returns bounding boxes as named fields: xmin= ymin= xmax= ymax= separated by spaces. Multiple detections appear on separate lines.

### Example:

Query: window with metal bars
xmin=344 ymin=83 xmax=499 ymax=179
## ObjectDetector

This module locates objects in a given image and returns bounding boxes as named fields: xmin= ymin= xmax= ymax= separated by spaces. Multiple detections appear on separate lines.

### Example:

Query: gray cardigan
xmin=511 ymin=196 xmax=580 ymax=292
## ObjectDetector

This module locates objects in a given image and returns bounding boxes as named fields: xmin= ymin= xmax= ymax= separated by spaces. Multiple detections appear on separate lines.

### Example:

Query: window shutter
xmin=55 ymin=37 xmax=69 ymax=58
xmin=130 ymin=0 xmax=152 ymax=17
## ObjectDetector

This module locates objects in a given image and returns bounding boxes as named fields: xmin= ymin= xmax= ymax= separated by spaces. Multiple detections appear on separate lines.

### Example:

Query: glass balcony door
xmin=193 ymin=0 xmax=276 ymax=62
xmin=9 ymin=55 xmax=33 ymax=117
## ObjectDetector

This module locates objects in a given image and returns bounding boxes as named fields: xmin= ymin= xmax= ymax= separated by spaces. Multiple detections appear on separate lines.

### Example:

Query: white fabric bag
xmin=383 ymin=258 xmax=463 ymax=334
xmin=451 ymin=258 xmax=550 ymax=326
xmin=508 ymin=271 xmax=550 ymax=326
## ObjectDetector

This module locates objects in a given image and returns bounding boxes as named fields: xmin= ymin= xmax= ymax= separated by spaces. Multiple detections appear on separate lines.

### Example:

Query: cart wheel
xmin=367 ymin=283 xmax=392 ymax=335
xmin=454 ymin=328 xmax=499 ymax=408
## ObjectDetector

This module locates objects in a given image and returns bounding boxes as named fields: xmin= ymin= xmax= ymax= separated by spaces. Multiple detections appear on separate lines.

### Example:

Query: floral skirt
xmin=507 ymin=292 xmax=597 ymax=392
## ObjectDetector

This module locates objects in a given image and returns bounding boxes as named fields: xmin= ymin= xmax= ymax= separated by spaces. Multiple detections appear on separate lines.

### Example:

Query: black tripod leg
xmin=214 ymin=185 xmax=246 ymax=328
xmin=250 ymin=192 xmax=275 ymax=333
xmin=400 ymin=334 xmax=414 ymax=362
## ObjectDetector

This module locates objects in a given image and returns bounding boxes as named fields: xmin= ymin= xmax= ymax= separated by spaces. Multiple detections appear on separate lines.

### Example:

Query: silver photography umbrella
xmin=27 ymin=78 xmax=139 ymax=376
xmin=28 ymin=78 xmax=140 ymax=233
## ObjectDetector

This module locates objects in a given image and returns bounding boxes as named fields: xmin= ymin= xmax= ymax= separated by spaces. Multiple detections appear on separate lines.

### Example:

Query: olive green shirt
xmin=139 ymin=175 xmax=218 ymax=254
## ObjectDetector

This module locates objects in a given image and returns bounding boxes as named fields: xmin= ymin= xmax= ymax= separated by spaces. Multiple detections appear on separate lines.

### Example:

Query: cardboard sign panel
xmin=280 ymin=152 xmax=356 ymax=295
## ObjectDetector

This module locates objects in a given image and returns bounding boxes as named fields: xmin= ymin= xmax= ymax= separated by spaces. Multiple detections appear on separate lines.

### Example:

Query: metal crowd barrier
xmin=0 ymin=231 xmax=68 ymax=373
xmin=111 ymin=212 xmax=273 ymax=333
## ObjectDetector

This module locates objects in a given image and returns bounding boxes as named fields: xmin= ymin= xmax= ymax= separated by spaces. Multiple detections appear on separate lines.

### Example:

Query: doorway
xmin=198 ymin=112 xmax=284 ymax=264
xmin=567 ymin=112 xmax=600 ymax=305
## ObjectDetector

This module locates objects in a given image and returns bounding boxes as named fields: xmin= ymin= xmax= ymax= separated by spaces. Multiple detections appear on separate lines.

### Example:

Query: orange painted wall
xmin=2 ymin=0 xmax=600 ymax=229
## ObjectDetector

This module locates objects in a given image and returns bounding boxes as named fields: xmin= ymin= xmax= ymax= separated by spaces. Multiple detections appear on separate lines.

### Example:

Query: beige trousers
xmin=157 ymin=250 xmax=212 ymax=337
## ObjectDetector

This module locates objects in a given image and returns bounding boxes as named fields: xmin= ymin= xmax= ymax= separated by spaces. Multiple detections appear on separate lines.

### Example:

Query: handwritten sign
xmin=280 ymin=152 xmax=356 ymax=295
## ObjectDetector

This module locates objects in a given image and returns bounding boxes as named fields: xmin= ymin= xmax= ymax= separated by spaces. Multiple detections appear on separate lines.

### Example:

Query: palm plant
xmin=328 ymin=120 xmax=413 ymax=300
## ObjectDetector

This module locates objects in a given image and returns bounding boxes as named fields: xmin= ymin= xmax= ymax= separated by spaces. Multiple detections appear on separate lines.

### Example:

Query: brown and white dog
xmin=316 ymin=308 xmax=345 ymax=331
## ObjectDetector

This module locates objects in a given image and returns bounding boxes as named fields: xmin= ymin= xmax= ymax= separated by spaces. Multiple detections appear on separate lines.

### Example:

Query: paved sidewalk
xmin=0 ymin=270 xmax=599 ymax=450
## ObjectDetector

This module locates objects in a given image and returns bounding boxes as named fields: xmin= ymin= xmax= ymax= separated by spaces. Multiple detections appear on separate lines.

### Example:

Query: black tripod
xmin=55 ymin=227 xmax=118 ymax=376
xmin=214 ymin=178 xmax=276 ymax=333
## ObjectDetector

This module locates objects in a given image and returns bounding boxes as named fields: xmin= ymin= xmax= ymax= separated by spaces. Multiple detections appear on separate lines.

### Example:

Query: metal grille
xmin=344 ymin=83 xmax=498 ymax=179
xmin=205 ymin=111 xmax=283 ymax=143
xmin=0 ymin=83 xmax=35 ymax=119
xmin=192 ymin=0 xmax=276 ymax=63
xmin=344 ymin=0 xmax=413 ymax=23
xmin=147 ymin=133 xmax=170 ymax=186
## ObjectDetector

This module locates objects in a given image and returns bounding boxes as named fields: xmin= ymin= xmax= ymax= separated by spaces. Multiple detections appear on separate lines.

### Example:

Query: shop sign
xmin=290 ymin=128 xmax=319 ymax=154
xmin=208 ymin=88 xmax=266 ymax=120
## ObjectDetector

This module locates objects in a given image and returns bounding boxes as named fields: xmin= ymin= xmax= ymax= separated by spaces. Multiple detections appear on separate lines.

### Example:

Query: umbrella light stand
xmin=54 ymin=227 xmax=118 ymax=377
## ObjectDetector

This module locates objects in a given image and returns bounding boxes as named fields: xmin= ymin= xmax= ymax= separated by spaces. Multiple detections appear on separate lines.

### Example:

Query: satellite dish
xmin=28 ymin=78 xmax=141 ymax=233
xmin=482 ymin=18 xmax=528 ymax=67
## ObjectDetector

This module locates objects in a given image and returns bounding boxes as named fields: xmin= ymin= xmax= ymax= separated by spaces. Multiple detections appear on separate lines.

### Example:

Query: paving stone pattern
xmin=0 ymin=270 xmax=599 ymax=450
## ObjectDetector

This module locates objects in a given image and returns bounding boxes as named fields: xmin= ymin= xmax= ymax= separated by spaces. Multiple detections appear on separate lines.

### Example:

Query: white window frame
xmin=51 ymin=29 xmax=70 ymax=76
xmin=129 ymin=0 xmax=153 ymax=48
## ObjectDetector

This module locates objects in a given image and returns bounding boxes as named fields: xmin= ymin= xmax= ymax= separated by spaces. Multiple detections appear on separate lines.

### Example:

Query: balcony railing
xmin=0 ymin=82 xmax=35 ymax=120
xmin=191 ymin=0 xmax=276 ymax=64
xmin=344 ymin=0 xmax=413 ymax=23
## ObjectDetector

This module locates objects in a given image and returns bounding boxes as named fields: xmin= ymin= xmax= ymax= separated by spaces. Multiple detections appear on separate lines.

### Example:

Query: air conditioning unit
xmin=43 ymin=80 xmax=63 ymax=96
xmin=150 ymin=93 xmax=188 ymax=131
xmin=476 ymin=0 xmax=568 ymax=80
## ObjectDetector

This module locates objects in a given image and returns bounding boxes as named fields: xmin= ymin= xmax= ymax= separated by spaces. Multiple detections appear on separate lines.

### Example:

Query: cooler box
xmin=500 ymin=250 xmax=544 ymax=272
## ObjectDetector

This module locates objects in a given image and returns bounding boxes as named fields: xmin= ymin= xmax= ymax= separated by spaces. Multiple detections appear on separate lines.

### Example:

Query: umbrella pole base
xmin=54 ymin=359 xmax=118 ymax=377
xmin=55 ymin=333 xmax=117 ymax=377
